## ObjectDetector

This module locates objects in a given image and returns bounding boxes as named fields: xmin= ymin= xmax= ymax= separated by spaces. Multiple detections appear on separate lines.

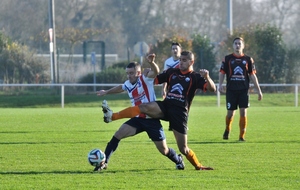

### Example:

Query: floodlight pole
xmin=48 ymin=0 xmax=58 ymax=83
xmin=228 ymin=0 xmax=233 ymax=35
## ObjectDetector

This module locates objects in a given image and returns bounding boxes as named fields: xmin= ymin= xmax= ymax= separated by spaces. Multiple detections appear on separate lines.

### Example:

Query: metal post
xmin=101 ymin=41 xmax=105 ymax=70
xmin=295 ymin=84 xmax=298 ymax=107
xmin=217 ymin=84 xmax=221 ymax=107
xmin=91 ymin=52 xmax=96 ymax=92
xmin=48 ymin=33 xmax=54 ymax=84
xmin=228 ymin=0 xmax=233 ymax=35
xmin=83 ymin=41 xmax=87 ymax=63
xmin=61 ymin=85 xmax=64 ymax=108
xmin=127 ymin=47 xmax=130 ymax=63
xmin=48 ymin=28 xmax=54 ymax=83
xmin=48 ymin=0 xmax=57 ymax=83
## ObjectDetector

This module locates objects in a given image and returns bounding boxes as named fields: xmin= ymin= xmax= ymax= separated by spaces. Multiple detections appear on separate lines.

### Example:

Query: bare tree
xmin=253 ymin=0 xmax=300 ymax=46
xmin=1 ymin=0 xmax=300 ymax=60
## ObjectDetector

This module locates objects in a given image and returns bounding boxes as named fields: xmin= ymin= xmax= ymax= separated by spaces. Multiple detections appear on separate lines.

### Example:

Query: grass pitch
xmin=0 ymin=106 xmax=299 ymax=189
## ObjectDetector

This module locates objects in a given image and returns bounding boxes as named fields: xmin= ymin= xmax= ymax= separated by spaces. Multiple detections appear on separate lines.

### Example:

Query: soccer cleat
xmin=176 ymin=154 xmax=185 ymax=170
xmin=102 ymin=100 xmax=113 ymax=123
xmin=93 ymin=162 xmax=108 ymax=172
xmin=239 ymin=137 xmax=246 ymax=142
xmin=223 ymin=130 xmax=229 ymax=140
xmin=196 ymin=165 xmax=214 ymax=170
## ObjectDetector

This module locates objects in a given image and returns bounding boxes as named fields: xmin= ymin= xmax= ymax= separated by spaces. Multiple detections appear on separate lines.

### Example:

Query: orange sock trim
xmin=239 ymin=116 xmax=247 ymax=138
xmin=226 ymin=116 xmax=233 ymax=131
xmin=185 ymin=149 xmax=201 ymax=169
xmin=112 ymin=106 xmax=141 ymax=121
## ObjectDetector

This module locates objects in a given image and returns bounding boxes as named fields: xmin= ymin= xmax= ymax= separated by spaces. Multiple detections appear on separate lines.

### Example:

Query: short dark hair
xmin=171 ymin=42 xmax=181 ymax=48
xmin=181 ymin=50 xmax=194 ymax=61
xmin=233 ymin=37 xmax=244 ymax=43
xmin=127 ymin=62 xmax=141 ymax=70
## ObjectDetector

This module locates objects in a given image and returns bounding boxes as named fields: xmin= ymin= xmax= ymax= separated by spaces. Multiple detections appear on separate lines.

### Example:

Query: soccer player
xmin=162 ymin=42 xmax=181 ymax=131
xmin=218 ymin=37 xmax=263 ymax=141
xmin=94 ymin=54 xmax=185 ymax=171
xmin=102 ymin=50 xmax=216 ymax=170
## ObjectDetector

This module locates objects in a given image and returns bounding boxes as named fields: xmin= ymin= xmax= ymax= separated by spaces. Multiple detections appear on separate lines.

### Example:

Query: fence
xmin=0 ymin=83 xmax=299 ymax=108
xmin=217 ymin=84 xmax=299 ymax=107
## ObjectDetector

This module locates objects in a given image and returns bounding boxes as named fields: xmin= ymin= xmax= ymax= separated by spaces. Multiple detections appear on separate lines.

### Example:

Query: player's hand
xmin=96 ymin=90 xmax=107 ymax=96
xmin=218 ymin=85 xmax=225 ymax=93
xmin=258 ymin=91 xmax=263 ymax=101
xmin=199 ymin=69 xmax=209 ymax=79
xmin=147 ymin=53 xmax=156 ymax=63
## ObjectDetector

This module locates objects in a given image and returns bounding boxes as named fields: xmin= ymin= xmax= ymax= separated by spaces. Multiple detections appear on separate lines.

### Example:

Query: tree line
xmin=1 ymin=23 xmax=300 ymax=85
xmin=0 ymin=0 xmax=299 ymax=85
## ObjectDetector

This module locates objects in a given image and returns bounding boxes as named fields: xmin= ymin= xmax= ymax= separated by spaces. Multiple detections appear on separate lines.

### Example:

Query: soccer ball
xmin=88 ymin=149 xmax=106 ymax=166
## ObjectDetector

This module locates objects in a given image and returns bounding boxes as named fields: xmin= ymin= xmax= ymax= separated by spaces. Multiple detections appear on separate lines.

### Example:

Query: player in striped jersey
xmin=102 ymin=51 xmax=216 ymax=170
xmin=94 ymin=54 xmax=184 ymax=171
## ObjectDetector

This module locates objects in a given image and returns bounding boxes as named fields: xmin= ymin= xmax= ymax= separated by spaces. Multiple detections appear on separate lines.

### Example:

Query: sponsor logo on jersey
xmin=231 ymin=66 xmax=245 ymax=81
xmin=233 ymin=66 xmax=243 ymax=75
xmin=131 ymin=92 xmax=146 ymax=103
xmin=170 ymin=83 xmax=183 ymax=94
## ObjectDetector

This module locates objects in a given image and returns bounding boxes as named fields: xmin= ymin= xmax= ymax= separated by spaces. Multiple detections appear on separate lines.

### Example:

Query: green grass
xmin=0 ymin=106 xmax=299 ymax=189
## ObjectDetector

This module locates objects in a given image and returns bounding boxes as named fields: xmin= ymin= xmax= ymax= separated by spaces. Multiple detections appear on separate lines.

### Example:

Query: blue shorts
xmin=124 ymin=117 xmax=166 ymax=141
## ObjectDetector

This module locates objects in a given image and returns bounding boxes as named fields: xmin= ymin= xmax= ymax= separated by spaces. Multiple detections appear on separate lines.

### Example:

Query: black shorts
xmin=226 ymin=89 xmax=249 ymax=110
xmin=124 ymin=117 xmax=165 ymax=141
xmin=156 ymin=100 xmax=188 ymax=134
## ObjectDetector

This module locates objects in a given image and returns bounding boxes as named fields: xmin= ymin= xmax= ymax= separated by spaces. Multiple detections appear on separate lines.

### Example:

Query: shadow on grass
xmin=0 ymin=168 xmax=165 ymax=175
xmin=0 ymin=130 xmax=111 ymax=134
xmin=0 ymin=141 xmax=108 ymax=145
xmin=189 ymin=140 xmax=300 ymax=144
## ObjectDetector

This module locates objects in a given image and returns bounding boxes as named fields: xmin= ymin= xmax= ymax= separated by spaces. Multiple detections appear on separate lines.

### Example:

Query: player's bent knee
xmin=179 ymin=147 xmax=189 ymax=156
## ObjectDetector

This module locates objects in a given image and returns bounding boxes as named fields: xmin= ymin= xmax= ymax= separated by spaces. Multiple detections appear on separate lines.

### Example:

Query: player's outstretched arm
xmin=97 ymin=85 xmax=124 ymax=97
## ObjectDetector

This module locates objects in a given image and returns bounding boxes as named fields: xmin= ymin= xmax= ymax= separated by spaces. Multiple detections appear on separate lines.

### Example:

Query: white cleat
xmin=102 ymin=100 xmax=113 ymax=123
xmin=93 ymin=162 xmax=108 ymax=172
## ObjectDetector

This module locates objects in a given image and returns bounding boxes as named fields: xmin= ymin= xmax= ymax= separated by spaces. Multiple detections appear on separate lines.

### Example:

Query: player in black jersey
xmin=162 ymin=42 xmax=182 ymax=131
xmin=219 ymin=37 xmax=263 ymax=141
xmin=102 ymin=50 xmax=216 ymax=170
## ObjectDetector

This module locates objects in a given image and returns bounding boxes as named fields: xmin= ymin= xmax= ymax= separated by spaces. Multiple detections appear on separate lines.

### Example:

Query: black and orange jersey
xmin=154 ymin=68 xmax=207 ymax=111
xmin=220 ymin=53 xmax=256 ymax=90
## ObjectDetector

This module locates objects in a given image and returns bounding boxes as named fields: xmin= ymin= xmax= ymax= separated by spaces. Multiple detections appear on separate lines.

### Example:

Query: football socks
xmin=104 ymin=136 xmax=120 ymax=163
xmin=166 ymin=148 xmax=181 ymax=164
xmin=185 ymin=149 xmax=201 ymax=169
xmin=112 ymin=106 xmax=141 ymax=121
xmin=239 ymin=116 xmax=247 ymax=139
xmin=225 ymin=116 xmax=233 ymax=132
